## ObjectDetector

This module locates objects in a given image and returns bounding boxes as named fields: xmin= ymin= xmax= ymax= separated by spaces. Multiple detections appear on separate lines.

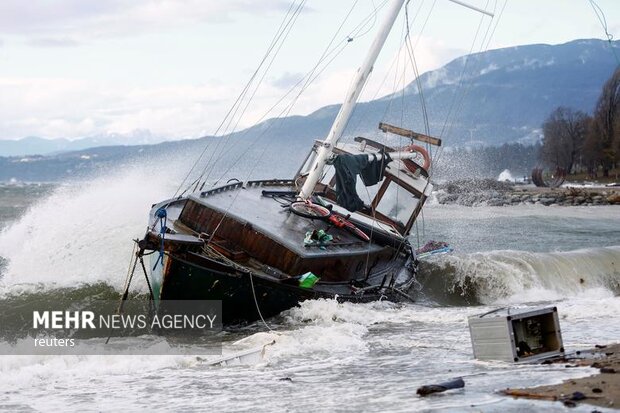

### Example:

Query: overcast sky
xmin=0 ymin=0 xmax=618 ymax=141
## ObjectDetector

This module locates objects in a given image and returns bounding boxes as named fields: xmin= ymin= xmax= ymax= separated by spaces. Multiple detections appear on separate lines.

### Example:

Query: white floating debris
xmin=202 ymin=340 xmax=275 ymax=366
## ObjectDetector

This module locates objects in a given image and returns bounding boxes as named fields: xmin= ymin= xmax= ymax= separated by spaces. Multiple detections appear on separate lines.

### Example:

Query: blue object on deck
xmin=153 ymin=207 xmax=168 ymax=270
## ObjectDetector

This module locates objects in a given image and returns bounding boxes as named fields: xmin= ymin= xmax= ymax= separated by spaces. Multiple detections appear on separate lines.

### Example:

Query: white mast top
xmin=298 ymin=0 xmax=407 ymax=201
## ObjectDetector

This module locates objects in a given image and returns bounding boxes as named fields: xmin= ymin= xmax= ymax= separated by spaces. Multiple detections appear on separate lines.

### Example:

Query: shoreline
xmin=435 ymin=180 xmax=620 ymax=207
xmin=503 ymin=343 xmax=620 ymax=409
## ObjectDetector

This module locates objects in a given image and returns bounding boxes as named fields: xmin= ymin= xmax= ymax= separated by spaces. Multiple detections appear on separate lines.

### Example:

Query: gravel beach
xmin=434 ymin=179 xmax=620 ymax=207
xmin=503 ymin=343 xmax=620 ymax=409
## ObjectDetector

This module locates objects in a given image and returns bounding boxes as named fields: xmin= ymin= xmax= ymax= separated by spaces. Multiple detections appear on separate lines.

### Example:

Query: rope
xmin=139 ymin=256 xmax=156 ymax=302
xmin=106 ymin=239 xmax=140 ymax=344
xmin=120 ymin=241 xmax=139 ymax=298
xmin=209 ymin=0 xmax=391 ymax=188
xmin=196 ymin=1 xmax=308 ymax=188
xmin=168 ymin=0 xmax=307 ymax=199
xmin=204 ymin=3 xmax=396 ymax=243
xmin=587 ymin=0 xmax=620 ymax=65
xmin=138 ymin=254 xmax=156 ymax=318
xmin=405 ymin=0 xmax=431 ymax=136
xmin=431 ymin=0 xmax=507 ymax=174
xmin=203 ymin=244 xmax=275 ymax=332
xmin=249 ymin=272 xmax=275 ymax=332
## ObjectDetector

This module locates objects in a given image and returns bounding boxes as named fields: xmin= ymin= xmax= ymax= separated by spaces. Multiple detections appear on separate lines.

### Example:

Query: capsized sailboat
xmin=133 ymin=0 xmax=451 ymax=325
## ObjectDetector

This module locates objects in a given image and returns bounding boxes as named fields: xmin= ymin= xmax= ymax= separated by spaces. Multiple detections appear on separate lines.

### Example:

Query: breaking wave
xmin=418 ymin=246 xmax=620 ymax=305
xmin=0 ymin=168 xmax=177 ymax=293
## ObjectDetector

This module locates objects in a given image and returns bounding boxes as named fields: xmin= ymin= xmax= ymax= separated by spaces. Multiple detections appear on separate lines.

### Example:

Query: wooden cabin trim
xmin=371 ymin=176 xmax=390 ymax=209
xmin=406 ymin=193 xmax=427 ymax=232
xmin=178 ymin=197 xmax=397 ymax=282
xmin=378 ymin=122 xmax=442 ymax=146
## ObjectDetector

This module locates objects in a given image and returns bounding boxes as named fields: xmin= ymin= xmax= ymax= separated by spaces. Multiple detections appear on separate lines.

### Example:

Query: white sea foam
xmin=435 ymin=246 xmax=620 ymax=303
xmin=0 ymin=166 xmax=178 ymax=293
xmin=497 ymin=169 xmax=514 ymax=181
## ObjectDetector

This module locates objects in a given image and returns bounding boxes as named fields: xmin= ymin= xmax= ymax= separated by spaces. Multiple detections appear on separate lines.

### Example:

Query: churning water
xmin=0 ymin=168 xmax=618 ymax=412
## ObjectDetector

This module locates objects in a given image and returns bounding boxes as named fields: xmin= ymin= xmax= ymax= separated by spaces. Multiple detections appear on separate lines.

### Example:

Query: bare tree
xmin=589 ymin=67 xmax=620 ymax=176
xmin=540 ymin=107 xmax=589 ymax=172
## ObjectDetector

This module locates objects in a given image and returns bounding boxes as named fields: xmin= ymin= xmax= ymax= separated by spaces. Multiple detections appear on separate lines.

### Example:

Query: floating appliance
xmin=468 ymin=306 xmax=564 ymax=363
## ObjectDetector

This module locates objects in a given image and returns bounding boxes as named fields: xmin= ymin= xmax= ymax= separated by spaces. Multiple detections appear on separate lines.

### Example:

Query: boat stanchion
xmin=106 ymin=238 xmax=141 ymax=344
xmin=106 ymin=232 xmax=155 ymax=344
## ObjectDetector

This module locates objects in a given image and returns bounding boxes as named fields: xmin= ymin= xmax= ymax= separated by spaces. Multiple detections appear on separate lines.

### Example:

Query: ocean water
xmin=0 ymin=170 xmax=618 ymax=412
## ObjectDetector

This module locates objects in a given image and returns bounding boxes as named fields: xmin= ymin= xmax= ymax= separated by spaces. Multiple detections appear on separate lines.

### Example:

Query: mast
xmin=298 ymin=0 xmax=407 ymax=200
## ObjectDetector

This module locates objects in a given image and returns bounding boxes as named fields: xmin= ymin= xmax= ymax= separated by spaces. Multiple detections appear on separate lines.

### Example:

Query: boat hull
xmin=159 ymin=252 xmax=414 ymax=325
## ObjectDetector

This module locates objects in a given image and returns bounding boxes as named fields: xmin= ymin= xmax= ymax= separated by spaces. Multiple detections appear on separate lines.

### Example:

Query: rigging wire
xmin=168 ymin=1 xmax=304 ymax=200
xmin=192 ymin=0 xmax=308 ymax=191
xmin=404 ymin=0 xmax=431 ymax=136
xmin=208 ymin=42 xmax=351 ymax=187
xmin=172 ymin=1 xmax=306 ymax=199
xmin=431 ymin=0 xmax=504 ymax=172
xmin=204 ymin=1 xmax=392 ymax=243
xmin=587 ymin=0 xmax=620 ymax=65
xmin=444 ymin=0 xmax=497 ymax=137
xmin=208 ymin=0 xmax=390 ymax=188
xmin=199 ymin=1 xmax=310 ymax=185
xmin=363 ymin=0 xmax=431 ymax=134
xmin=437 ymin=0 xmax=491 ymax=141
xmin=412 ymin=0 xmax=438 ymax=50
xmin=220 ymin=1 xmax=307 ymax=138
xmin=206 ymin=0 xmax=365 ymax=187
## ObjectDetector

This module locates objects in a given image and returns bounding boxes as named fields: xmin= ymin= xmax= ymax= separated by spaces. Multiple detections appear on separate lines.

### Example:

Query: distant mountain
xmin=1 ymin=39 xmax=618 ymax=181
xmin=0 ymin=129 xmax=167 ymax=157
xmin=233 ymin=38 xmax=618 ymax=147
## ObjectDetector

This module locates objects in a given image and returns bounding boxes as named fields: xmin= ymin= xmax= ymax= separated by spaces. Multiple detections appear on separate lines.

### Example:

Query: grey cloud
xmin=0 ymin=0 xmax=127 ymax=34
xmin=270 ymin=72 xmax=305 ymax=89
xmin=0 ymin=0 xmax=292 ymax=38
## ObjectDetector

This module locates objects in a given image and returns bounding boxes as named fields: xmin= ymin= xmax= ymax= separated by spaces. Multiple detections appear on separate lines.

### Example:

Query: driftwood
xmin=502 ymin=389 xmax=558 ymax=401
xmin=502 ymin=389 xmax=601 ymax=403
xmin=416 ymin=377 xmax=465 ymax=396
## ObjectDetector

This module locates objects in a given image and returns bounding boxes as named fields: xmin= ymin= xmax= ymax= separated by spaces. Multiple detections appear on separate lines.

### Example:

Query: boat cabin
xmin=295 ymin=137 xmax=434 ymax=239
xmin=169 ymin=135 xmax=433 ymax=283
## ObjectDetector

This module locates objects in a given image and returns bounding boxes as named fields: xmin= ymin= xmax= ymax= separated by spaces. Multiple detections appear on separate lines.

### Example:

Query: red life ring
xmin=399 ymin=144 xmax=430 ymax=171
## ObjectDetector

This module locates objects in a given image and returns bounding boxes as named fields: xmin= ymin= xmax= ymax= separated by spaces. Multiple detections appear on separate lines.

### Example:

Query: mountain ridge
xmin=1 ymin=38 xmax=618 ymax=181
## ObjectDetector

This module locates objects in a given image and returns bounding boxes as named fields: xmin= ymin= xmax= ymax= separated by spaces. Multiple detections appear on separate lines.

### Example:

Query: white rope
xmin=204 ymin=245 xmax=275 ymax=332
xmin=249 ymin=272 xmax=275 ymax=332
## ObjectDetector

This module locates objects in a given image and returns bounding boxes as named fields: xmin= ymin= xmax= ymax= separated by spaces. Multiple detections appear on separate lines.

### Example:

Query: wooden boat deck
xmin=187 ymin=182 xmax=384 ymax=258
xmin=167 ymin=180 xmax=401 ymax=282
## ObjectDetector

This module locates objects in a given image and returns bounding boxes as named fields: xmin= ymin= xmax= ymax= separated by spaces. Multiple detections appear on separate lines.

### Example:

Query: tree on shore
xmin=540 ymin=107 xmax=589 ymax=172
xmin=540 ymin=67 xmax=619 ymax=177
xmin=587 ymin=67 xmax=620 ymax=176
